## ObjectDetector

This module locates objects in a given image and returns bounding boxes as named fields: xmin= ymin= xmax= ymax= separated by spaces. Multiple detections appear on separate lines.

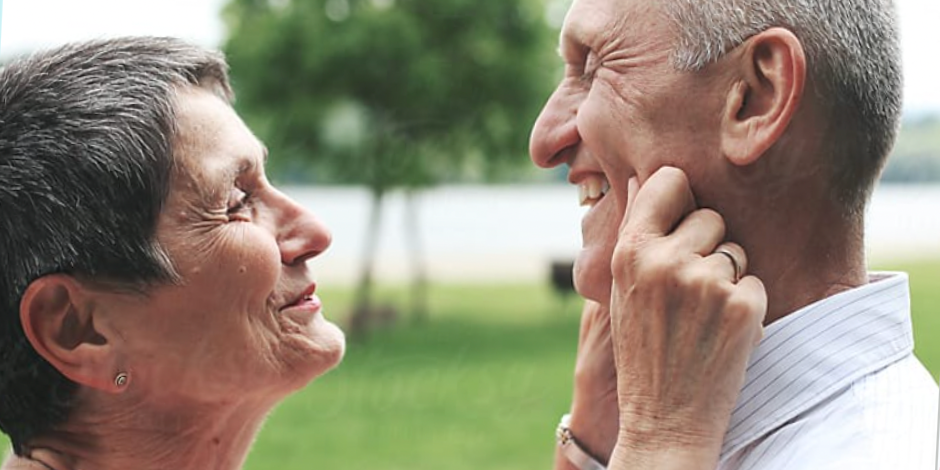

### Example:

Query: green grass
xmin=2 ymin=261 xmax=937 ymax=467
xmin=874 ymin=260 xmax=940 ymax=381
xmin=247 ymin=262 xmax=940 ymax=469
xmin=244 ymin=283 xmax=581 ymax=470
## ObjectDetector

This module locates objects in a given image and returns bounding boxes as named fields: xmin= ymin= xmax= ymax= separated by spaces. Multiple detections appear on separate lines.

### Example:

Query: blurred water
xmin=283 ymin=184 xmax=940 ymax=285
xmin=864 ymin=184 xmax=940 ymax=262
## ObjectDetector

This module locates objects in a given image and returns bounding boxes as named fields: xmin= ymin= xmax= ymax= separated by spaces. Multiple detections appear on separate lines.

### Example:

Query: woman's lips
xmin=280 ymin=283 xmax=319 ymax=311
xmin=279 ymin=293 xmax=323 ymax=325
xmin=288 ymin=293 xmax=321 ymax=310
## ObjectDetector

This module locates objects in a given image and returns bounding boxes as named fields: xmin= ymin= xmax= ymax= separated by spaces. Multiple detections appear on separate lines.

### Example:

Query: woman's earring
xmin=114 ymin=372 xmax=129 ymax=388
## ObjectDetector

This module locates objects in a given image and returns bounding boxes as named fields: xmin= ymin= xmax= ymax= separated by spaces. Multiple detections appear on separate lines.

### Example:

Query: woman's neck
xmin=10 ymin=392 xmax=274 ymax=470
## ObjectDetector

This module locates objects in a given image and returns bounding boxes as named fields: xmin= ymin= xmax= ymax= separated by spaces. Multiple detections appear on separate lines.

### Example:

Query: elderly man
xmin=530 ymin=1 xmax=940 ymax=470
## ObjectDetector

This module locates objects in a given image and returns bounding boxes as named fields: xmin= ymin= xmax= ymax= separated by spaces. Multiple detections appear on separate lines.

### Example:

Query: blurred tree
xmin=222 ymin=0 xmax=558 ymax=335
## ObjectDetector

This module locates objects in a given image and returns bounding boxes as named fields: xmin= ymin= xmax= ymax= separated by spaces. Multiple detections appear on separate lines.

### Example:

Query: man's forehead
xmin=560 ymin=0 xmax=606 ymax=44
xmin=560 ymin=0 xmax=673 ymax=59
xmin=560 ymin=0 xmax=639 ymax=47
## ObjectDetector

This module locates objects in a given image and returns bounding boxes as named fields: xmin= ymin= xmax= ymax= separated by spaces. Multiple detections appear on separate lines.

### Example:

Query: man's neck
xmin=758 ymin=239 xmax=867 ymax=325
xmin=734 ymin=190 xmax=868 ymax=325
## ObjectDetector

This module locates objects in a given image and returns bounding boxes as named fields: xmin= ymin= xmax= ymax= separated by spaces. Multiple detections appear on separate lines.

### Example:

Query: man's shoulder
xmin=793 ymin=355 xmax=936 ymax=463
xmin=850 ymin=353 xmax=938 ymax=403
xmin=724 ymin=355 xmax=938 ymax=470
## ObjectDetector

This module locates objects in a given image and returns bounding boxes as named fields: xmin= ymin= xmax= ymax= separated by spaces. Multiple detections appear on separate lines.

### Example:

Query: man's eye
xmin=580 ymin=56 xmax=600 ymax=83
xmin=227 ymin=188 xmax=251 ymax=214
xmin=579 ymin=68 xmax=596 ymax=83
xmin=565 ymin=63 xmax=584 ymax=78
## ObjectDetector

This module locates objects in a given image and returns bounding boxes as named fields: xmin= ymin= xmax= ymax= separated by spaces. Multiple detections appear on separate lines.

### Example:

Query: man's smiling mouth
xmin=578 ymin=175 xmax=610 ymax=207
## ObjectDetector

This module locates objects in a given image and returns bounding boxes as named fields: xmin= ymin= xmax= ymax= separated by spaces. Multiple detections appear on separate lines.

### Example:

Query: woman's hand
xmin=608 ymin=167 xmax=767 ymax=469
xmin=564 ymin=301 xmax=619 ymax=466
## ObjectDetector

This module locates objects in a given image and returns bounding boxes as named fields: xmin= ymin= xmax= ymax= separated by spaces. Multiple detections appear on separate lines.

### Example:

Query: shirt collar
xmin=720 ymin=272 xmax=914 ymax=460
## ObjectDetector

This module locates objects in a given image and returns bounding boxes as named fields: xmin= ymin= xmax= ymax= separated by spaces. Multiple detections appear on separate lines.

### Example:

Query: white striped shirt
xmin=719 ymin=273 xmax=939 ymax=470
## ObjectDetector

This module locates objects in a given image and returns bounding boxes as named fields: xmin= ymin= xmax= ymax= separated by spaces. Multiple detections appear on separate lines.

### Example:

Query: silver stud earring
xmin=114 ymin=372 xmax=129 ymax=387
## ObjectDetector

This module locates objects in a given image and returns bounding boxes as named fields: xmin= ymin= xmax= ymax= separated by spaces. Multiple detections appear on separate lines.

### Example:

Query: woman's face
xmin=103 ymin=86 xmax=345 ymax=405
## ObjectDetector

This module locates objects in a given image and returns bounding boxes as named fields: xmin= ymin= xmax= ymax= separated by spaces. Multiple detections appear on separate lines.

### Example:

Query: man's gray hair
xmin=663 ymin=0 xmax=902 ymax=217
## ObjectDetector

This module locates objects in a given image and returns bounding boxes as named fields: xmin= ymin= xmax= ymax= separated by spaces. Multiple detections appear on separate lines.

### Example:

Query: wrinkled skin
xmin=107 ymin=86 xmax=346 ymax=404
xmin=13 ymin=85 xmax=347 ymax=470
xmin=530 ymin=0 xmax=768 ymax=468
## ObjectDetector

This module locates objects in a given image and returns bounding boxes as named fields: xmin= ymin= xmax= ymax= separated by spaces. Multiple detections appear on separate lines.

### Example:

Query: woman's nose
xmin=273 ymin=191 xmax=332 ymax=266
xmin=529 ymin=86 xmax=581 ymax=169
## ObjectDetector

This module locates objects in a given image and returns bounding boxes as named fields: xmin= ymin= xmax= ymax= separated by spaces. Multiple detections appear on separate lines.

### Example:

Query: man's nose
xmin=529 ymin=87 xmax=581 ymax=169
xmin=273 ymin=191 xmax=332 ymax=266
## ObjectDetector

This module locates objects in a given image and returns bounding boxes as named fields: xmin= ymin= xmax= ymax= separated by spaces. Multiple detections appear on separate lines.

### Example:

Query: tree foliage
xmin=221 ymin=0 xmax=559 ymax=334
xmin=221 ymin=0 xmax=558 ymax=188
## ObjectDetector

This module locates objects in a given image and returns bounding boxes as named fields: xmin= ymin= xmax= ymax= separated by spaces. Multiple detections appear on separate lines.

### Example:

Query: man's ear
xmin=19 ymin=275 xmax=126 ymax=393
xmin=721 ymin=27 xmax=806 ymax=166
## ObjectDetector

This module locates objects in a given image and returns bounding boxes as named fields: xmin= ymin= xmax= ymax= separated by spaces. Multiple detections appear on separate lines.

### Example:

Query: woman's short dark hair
xmin=0 ymin=37 xmax=232 ymax=455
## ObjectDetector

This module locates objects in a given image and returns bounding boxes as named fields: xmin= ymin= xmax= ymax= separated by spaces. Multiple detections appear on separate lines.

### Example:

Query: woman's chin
xmin=309 ymin=318 xmax=346 ymax=373
xmin=274 ymin=314 xmax=346 ymax=391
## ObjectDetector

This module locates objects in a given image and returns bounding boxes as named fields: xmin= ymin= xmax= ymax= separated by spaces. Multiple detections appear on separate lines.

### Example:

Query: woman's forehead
xmin=171 ymin=87 xmax=264 ymax=184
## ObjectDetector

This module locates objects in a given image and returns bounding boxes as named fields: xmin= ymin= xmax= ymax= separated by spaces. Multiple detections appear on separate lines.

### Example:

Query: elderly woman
xmin=0 ymin=38 xmax=345 ymax=469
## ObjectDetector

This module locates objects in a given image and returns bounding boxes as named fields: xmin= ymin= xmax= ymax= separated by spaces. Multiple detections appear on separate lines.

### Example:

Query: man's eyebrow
xmin=236 ymin=146 xmax=268 ymax=175
xmin=557 ymin=24 xmax=588 ymax=62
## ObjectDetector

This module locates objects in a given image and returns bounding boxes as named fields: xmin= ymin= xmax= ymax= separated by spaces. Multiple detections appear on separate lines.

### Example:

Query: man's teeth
xmin=578 ymin=178 xmax=610 ymax=206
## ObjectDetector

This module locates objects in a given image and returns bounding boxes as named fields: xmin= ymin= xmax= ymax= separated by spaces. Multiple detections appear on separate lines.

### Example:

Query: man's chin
xmin=572 ymin=248 xmax=613 ymax=305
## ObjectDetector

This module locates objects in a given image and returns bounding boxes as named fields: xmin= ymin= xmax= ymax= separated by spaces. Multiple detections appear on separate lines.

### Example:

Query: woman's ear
xmin=19 ymin=275 xmax=126 ymax=393
xmin=721 ymin=27 xmax=806 ymax=166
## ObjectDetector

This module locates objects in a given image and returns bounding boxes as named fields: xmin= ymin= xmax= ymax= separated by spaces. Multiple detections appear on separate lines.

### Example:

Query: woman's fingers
xmin=620 ymin=167 xmax=697 ymax=237
xmin=733 ymin=274 xmax=769 ymax=344
xmin=608 ymin=166 xmax=767 ymax=461
xmin=570 ymin=301 xmax=620 ymax=462
xmin=670 ymin=209 xmax=727 ymax=257
xmin=702 ymin=242 xmax=747 ymax=283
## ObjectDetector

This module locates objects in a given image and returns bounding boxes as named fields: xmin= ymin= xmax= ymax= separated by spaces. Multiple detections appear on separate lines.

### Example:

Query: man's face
xmin=529 ymin=0 xmax=726 ymax=304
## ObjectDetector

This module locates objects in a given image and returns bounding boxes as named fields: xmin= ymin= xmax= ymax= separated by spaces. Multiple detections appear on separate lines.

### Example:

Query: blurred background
xmin=1 ymin=1 xmax=938 ymax=468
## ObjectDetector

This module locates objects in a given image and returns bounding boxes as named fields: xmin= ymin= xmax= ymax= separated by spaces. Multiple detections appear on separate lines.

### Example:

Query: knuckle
xmin=611 ymin=232 xmax=646 ymax=274
xmin=675 ymin=260 xmax=724 ymax=290
xmin=697 ymin=208 xmax=726 ymax=231
xmin=671 ymin=263 xmax=701 ymax=289
xmin=614 ymin=242 xmax=682 ymax=288
xmin=660 ymin=165 xmax=688 ymax=185
xmin=611 ymin=246 xmax=636 ymax=276
xmin=722 ymin=294 xmax=763 ymax=327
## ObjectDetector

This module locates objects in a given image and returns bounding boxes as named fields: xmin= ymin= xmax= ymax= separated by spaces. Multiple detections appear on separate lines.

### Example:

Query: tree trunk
xmin=404 ymin=189 xmax=429 ymax=323
xmin=349 ymin=188 xmax=385 ymax=339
